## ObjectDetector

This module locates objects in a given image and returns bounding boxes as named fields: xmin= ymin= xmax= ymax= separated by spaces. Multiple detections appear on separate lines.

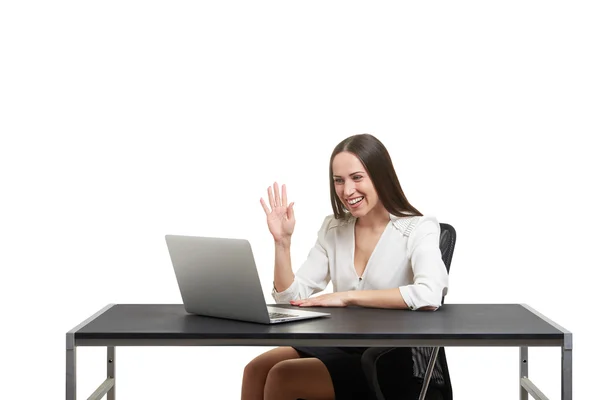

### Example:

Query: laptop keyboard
xmin=269 ymin=312 xmax=299 ymax=319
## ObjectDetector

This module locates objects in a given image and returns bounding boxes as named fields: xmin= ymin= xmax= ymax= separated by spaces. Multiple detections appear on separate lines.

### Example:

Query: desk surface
xmin=72 ymin=304 xmax=568 ymax=345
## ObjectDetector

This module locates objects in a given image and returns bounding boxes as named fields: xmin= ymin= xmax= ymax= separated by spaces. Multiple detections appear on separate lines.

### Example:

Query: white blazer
xmin=272 ymin=214 xmax=450 ymax=310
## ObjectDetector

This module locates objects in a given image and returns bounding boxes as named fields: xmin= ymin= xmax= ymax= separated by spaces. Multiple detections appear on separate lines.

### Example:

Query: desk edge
xmin=66 ymin=303 xmax=116 ymax=350
xmin=520 ymin=303 xmax=572 ymax=349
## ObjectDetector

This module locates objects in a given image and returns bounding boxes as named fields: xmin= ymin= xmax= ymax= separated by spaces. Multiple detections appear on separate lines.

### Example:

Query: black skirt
xmin=294 ymin=346 xmax=424 ymax=400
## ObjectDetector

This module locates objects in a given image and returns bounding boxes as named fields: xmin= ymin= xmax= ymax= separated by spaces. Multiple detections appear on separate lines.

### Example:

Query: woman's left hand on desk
xmin=290 ymin=292 xmax=350 ymax=307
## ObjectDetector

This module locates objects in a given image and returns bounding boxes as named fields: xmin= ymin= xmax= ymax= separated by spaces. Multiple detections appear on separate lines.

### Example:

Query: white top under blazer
xmin=272 ymin=213 xmax=449 ymax=310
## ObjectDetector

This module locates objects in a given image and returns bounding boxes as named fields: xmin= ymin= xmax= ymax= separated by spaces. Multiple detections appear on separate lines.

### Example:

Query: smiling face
xmin=332 ymin=151 xmax=381 ymax=218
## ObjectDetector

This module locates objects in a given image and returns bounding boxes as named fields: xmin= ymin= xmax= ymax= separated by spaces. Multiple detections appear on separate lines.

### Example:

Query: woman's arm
xmin=398 ymin=216 xmax=449 ymax=310
xmin=347 ymin=289 xmax=437 ymax=310
xmin=261 ymin=182 xmax=297 ymax=293
xmin=346 ymin=288 xmax=408 ymax=309
xmin=272 ymin=215 xmax=333 ymax=303
xmin=273 ymin=239 xmax=294 ymax=292
xmin=292 ymin=288 xmax=437 ymax=310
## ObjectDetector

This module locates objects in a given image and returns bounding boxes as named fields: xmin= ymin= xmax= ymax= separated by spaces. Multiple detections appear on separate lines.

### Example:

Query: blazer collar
xmin=333 ymin=213 xmax=419 ymax=237
xmin=389 ymin=214 xmax=420 ymax=236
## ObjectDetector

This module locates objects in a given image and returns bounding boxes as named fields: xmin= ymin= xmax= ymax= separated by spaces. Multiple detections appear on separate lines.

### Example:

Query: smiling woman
xmin=246 ymin=134 xmax=449 ymax=400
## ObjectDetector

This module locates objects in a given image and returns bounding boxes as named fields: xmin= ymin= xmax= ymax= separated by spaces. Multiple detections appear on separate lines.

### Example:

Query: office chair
xmin=361 ymin=222 xmax=456 ymax=400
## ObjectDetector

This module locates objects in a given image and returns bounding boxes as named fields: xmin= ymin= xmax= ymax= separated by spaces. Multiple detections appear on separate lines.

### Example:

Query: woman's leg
xmin=264 ymin=358 xmax=335 ymax=400
xmin=241 ymin=347 xmax=302 ymax=400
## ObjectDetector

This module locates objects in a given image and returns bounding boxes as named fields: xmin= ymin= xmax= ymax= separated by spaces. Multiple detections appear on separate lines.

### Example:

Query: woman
xmin=242 ymin=134 xmax=449 ymax=400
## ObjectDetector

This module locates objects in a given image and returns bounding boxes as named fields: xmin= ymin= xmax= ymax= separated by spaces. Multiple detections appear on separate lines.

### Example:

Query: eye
xmin=334 ymin=178 xmax=344 ymax=184
xmin=352 ymin=175 xmax=362 ymax=181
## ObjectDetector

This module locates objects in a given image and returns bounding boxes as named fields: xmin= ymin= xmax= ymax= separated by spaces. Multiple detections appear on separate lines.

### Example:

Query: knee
xmin=264 ymin=360 xmax=302 ymax=400
xmin=265 ymin=359 xmax=295 ymax=385
xmin=243 ymin=357 xmax=271 ymax=382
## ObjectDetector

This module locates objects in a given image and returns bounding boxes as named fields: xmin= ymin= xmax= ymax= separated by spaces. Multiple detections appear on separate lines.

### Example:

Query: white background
xmin=1 ymin=1 xmax=598 ymax=399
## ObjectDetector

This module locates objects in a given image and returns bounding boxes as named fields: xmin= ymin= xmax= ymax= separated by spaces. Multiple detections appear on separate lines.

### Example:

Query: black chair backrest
xmin=439 ymin=223 xmax=456 ymax=273
xmin=438 ymin=223 xmax=456 ymax=306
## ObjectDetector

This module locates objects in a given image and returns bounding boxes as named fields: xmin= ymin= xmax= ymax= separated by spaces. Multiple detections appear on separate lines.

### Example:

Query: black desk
xmin=66 ymin=304 xmax=572 ymax=400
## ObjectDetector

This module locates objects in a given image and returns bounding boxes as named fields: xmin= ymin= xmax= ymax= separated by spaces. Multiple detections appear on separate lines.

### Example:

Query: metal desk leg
xmin=108 ymin=347 xmax=116 ymax=400
xmin=562 ymin=334 xmax=572 ymax=400
xmin=418 ymin=347 xmax=440 ymax=400
xmin=520 ymin=347 xmax=528 ymax=400
xmin=86 ymin=348 xmax=116 ymax=400
xmin=66 ymin=346 xmax=76 ymax=400
xmin=66 ymin=345 xmax=116 ymax=400
xmin=66 ymin=304 xmax=116 ymax=400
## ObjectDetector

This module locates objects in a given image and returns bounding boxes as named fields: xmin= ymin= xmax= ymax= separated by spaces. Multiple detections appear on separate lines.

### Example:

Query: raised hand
xmin=260 ymin=182 xmax=295 ymax=244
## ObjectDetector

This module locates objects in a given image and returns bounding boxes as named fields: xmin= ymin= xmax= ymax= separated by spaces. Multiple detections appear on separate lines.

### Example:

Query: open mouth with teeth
xmin=347 ymin=196 xmax=364 ymax=208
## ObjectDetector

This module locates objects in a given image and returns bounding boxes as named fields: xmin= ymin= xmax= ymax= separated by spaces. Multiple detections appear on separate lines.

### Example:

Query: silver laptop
xmin=165 ymin=235 xmax=330 ymax=324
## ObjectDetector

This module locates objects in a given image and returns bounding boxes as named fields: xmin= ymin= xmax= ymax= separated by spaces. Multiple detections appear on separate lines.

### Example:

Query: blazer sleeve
xmin=398 ymin=215 xmax=449 ymax=310
xmin=271 ymin=215 xmax=332 ymax=303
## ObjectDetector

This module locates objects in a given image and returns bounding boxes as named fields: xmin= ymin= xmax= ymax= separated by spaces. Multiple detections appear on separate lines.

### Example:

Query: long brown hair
xmin=329 ymin=134 xmax=423 ymax=219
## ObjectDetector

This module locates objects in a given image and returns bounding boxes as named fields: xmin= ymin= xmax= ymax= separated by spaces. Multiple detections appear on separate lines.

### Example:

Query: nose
xmin=344 ymin=181 xmax=356 ymax=198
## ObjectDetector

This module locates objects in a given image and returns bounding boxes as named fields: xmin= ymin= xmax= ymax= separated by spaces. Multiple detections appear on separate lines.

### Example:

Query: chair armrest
xmin=361 ymin=347 xmax=398 ymax=400
xmin=361 ymin=347 xmax=447 ymax=400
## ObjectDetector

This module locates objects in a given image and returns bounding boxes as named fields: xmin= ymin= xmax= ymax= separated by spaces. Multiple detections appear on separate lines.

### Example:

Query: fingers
xmin=267 ymin=186 xmax=275 ymax=209
xmin=260 ymin=198 xmax=270 ymax=215
xmin=273 ymin=182 xmax=281 ymax=207
xmin=267 ymin=182 xmax=289 ymax=211
xmin=291 ymin=298 xmax=317 ymax=307
xmin=287 ymin=202 xmax=295 ymax=220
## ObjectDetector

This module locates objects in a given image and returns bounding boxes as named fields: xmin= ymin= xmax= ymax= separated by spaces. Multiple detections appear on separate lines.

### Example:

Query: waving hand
xmin=260 ymin=182 xmax=295 ymax=244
